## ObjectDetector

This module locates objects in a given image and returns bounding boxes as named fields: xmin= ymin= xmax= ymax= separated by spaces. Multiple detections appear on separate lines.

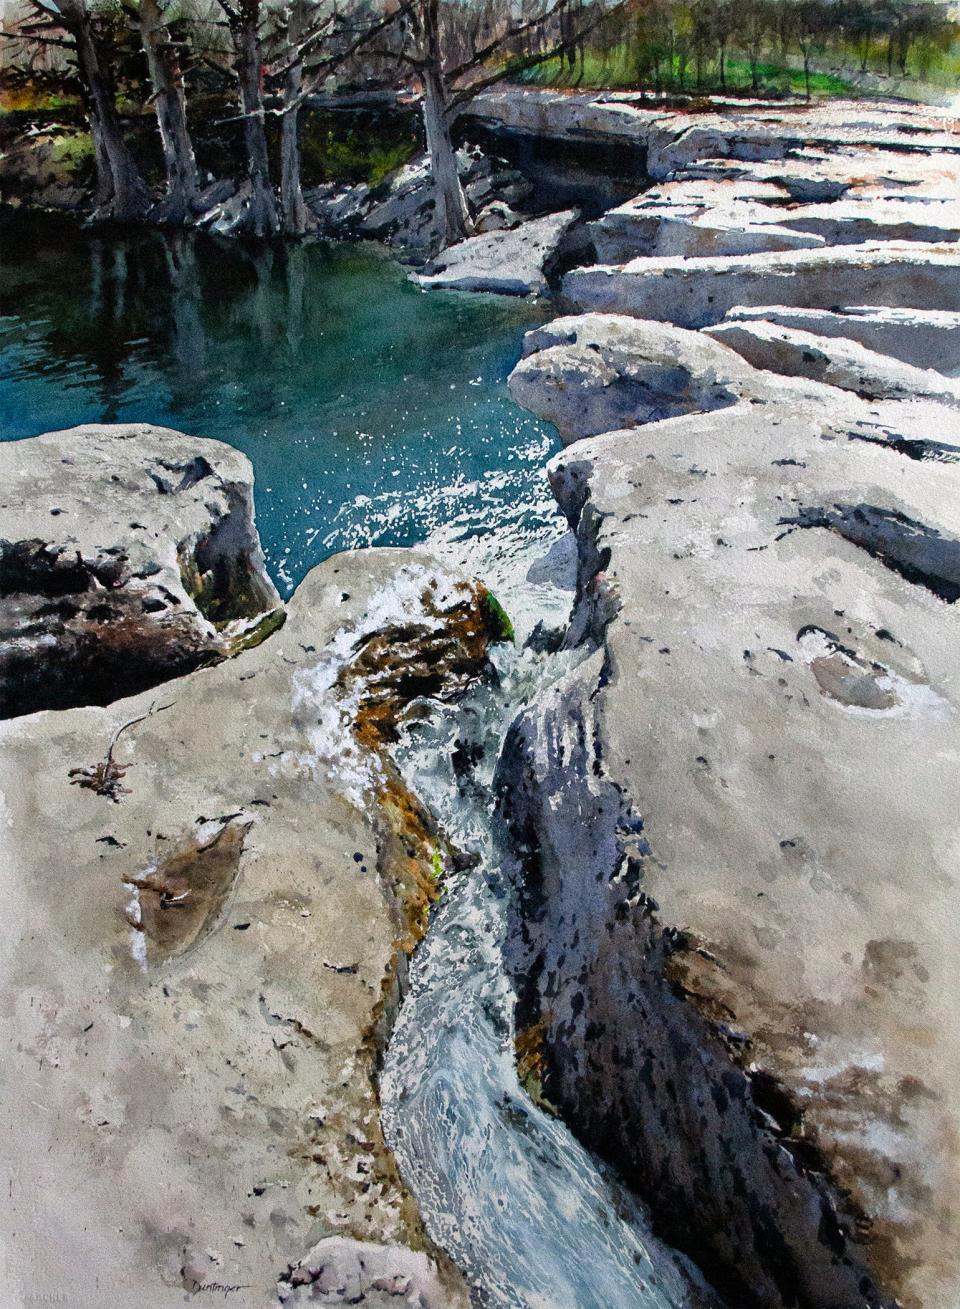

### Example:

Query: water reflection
xmin=0 ymin=213 xmax=559 ymax=596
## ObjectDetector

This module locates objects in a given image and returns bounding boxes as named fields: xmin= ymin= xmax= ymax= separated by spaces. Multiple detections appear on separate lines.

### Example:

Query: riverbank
xmin=2 ymin=89 xmax=960 ymax=1308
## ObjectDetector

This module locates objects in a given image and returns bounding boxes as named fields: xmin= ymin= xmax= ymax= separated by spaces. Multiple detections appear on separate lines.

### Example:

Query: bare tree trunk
xmin=63 ymin=0 xmax=150 ymax=221
xmin=235 ymin=9 xmax=279 ymax=237
xmin=279 ymin=1 xmax=313 ymax=236
xmin=280 ymin=81 xmax=311 ymax=235
xmin=422 ymin=67 xmax=470 ymax=248
xmin=421 ymin=0 xmax=470 ymax=250
xmin=139 ymin=0 xmax=200 ymax=223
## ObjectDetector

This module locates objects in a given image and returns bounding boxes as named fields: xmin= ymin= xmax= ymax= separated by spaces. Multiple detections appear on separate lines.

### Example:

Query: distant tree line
xmin=1 ymin=0 xmax=956 ymax=236
xmin=554 ymin=0 xmax=957 ymax=97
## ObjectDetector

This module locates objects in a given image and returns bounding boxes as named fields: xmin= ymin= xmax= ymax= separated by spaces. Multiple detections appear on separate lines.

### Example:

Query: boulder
xmin=511 ymin=311 xmax=960 ymax=460
xmin=563 ymin=241 xmax=960 ymax=329
xmin=279 ymin=1236 xmax=452 ymax=1305
xmin=306 ymin=181 xmax=374 ymax=235
xmin=508 ymin=313 xmax=762 ymax=442
xmin=0 ymin=539 xmax=498 ymax=1307
xmin=721 ymin=304 xmax=960 ymax=375
xmin=707 ymin=319 xmax=960 ymax=405
xmin=356 ymin=150 xmax=531 ymax=255
xmin=474 ymin=200 xmax=523 ymax=233
xmin=0 ymin=423 xmax=283 ymax=719
xmin=497 ymin=394 xmax=960 ymax=1309
xmin=414 ymin=209 xmax=580 ymax=296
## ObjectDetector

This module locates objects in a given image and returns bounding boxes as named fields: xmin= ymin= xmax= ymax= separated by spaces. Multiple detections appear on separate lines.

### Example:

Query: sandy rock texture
xmin=0 ymin=424 xmax=283 ymax=719
xmin=0 ymin=528 xmax=499 ymax=1307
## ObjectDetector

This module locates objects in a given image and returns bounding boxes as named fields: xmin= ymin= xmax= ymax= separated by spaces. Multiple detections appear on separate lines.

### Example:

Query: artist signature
xmin=188 ymin=1279 xmax=250 ymax=1298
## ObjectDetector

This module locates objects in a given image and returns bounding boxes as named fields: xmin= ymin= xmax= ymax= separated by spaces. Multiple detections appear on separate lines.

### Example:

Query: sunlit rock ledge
xmin=0 ymin=424 xmax=514 ymax=1305
xmin=500 ymin=102 xmax=960 ymax=1297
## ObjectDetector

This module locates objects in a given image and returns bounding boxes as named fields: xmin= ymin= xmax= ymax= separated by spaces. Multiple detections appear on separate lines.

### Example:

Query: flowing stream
xmin=381 ymin=526 xmax=706 ymax=1309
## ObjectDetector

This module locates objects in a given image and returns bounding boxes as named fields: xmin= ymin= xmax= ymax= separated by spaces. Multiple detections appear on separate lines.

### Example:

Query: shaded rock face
xmin=305 ymin=147 xmax=533 ymax=258
xmin=0 ymin=542 xmax=491 ymax=1308
xmin=0 ymin=424 xmax=283 ymax=718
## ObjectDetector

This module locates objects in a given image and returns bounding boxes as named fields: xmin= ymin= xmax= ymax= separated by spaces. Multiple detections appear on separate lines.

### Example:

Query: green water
xmin=0 ymin=213 xmax=559 ymax=596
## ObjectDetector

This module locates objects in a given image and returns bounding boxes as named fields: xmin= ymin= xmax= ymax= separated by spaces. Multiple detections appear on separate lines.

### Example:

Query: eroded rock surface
xmin=498 ymin=398 xmax=960 ymax=1309
xmin=0 ymin=540 xmax=498 ymax=1307
xmin=0 ymin=423 xmax=283 ymax=718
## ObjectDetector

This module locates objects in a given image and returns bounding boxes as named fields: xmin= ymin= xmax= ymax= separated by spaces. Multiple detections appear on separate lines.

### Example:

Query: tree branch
xmin=446 ymin=2 xmax=618 ymax=112
xmin=445 ymin=0 xmax=572 ymax=85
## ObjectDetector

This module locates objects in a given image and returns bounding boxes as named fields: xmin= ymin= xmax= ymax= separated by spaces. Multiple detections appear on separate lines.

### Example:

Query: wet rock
xmin=0 ymin=423 xmax=282 ymax=718
xmin=0 ymin=546 xmax=489 ymax=1307
xmin=414 ymin=209 xmax=580 ymax=296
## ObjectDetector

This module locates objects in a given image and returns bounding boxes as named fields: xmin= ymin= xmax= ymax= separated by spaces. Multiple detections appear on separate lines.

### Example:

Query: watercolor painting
xmin=1 ymin=0 xmax=959 ymax=1304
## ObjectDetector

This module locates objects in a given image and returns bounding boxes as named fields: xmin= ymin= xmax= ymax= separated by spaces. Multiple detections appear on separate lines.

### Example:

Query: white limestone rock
xmin=498 ymin=397 xmax=960 ymax=1309
xmin=721 ymin=304 xmax=960 ymax=374
xmin=0 ymin=546 xmax=489 ymax=1308
xmin=0 ymin=423 xmax=282 ymax=718
xmin=563 ymin=241 xmax=960 ymax=329
xmin=707 ymin=319 xmax=960 ymax=405
xmin=508 ymin=313 xmax=762 ymax=442
xmin=414 ymin=209 xmax=580 ymax=296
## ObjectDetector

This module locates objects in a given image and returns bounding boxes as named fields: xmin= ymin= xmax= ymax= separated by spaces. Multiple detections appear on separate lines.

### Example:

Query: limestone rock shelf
xmin=498 ymin=88 xmax=960 ymax=1309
